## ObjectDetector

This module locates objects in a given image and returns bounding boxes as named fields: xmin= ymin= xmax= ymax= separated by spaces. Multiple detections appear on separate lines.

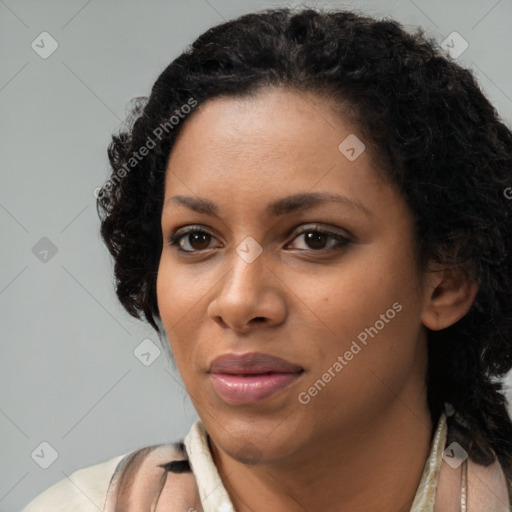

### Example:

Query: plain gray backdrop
xmin=1 ymin=0 xmax=512 ymax=510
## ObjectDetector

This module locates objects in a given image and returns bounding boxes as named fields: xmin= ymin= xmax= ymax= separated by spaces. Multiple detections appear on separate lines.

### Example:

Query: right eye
xmin=168 ymin=228 xmax=218 ymax=253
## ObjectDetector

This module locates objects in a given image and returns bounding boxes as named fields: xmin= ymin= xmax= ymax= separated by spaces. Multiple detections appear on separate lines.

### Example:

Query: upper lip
xmin=208 ymin=352 xmax=303 ymax=375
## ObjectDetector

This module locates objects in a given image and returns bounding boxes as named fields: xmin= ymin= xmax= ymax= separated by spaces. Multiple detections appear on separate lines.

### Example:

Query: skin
xmin=156 ymin=87 xmax=478 ymax=511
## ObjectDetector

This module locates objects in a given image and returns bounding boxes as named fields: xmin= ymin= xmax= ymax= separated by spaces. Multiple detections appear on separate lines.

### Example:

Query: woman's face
xmin=157 ymin=87 xmax=433 ymax=464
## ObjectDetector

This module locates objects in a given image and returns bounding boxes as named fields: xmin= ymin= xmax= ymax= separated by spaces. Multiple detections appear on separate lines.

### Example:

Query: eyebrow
xmin=164 ymin=192 xmax=373 ymax=218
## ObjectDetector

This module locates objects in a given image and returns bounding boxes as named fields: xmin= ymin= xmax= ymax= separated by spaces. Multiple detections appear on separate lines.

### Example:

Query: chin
xmin=207 ymin=415 xmax=308 ymax=465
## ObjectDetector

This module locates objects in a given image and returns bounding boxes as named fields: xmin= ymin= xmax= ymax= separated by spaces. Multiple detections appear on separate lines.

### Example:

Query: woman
xmin=21 ymin=6 xmax=512 ymax=511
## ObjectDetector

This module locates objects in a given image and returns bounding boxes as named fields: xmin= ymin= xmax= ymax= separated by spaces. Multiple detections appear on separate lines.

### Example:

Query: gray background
xmin=1 ymin=0 xmax=511 ymax=510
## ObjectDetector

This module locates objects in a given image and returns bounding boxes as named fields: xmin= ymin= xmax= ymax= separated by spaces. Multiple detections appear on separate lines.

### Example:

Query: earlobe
xmin=421 ymin=267 xmax=479 ymax=331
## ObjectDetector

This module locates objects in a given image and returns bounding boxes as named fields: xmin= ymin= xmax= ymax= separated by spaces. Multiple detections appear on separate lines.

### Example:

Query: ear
xmin=420 ymin=265 xmax=478 ymax=331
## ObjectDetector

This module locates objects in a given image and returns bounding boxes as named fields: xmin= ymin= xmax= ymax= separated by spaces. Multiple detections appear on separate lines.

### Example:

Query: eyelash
xmin=167 ymin=224 xmax=351 ymax=254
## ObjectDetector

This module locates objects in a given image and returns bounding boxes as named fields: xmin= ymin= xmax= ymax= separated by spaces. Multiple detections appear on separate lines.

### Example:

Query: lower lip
xmin=210 ymin=372 xmax=303 ymax=404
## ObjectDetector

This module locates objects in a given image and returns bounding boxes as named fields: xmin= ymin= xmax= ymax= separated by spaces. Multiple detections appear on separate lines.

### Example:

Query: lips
xmin=209 ymin=352 xmax=303 ymax=374
xmin=208 ymin=352 xmax=304 ymax=404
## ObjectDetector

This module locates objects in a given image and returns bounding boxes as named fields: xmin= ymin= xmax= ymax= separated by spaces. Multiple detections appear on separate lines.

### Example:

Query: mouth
xmin=208 ymin=352 xmax=304 ymax=405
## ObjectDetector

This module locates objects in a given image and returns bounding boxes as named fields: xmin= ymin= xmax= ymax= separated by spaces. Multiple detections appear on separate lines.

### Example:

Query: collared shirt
xmin=182 ymin=412 xmax=446 ymax=511
xmin=21 ymin=412 xmax=511 ymax=511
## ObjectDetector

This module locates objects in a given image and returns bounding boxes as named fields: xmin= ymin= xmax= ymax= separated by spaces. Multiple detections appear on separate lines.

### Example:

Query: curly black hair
xmin=96 ymin=7 xmax=512 ymax=490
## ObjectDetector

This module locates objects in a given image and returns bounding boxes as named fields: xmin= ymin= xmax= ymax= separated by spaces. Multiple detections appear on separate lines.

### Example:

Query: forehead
xmin=167 ymin=88 xmax=377 ymax=177
xmin=173 ymin=87 xmax=346 ymax=150
xmin=162 ymin=87 xmax=402 ymax=222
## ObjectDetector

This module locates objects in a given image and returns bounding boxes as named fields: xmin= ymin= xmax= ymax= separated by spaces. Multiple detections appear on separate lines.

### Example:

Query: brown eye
xmin=303 ymin=231 xmax=329 ymax=250
xmin=287 ymin=227 xmax=350 ymax=252
xmin=168 ymin=225 xmax=350 ymax=255
xmin=169 ymin=229 xmax=215 ymax=252
xmin=186 ymin=232 xmax=212 ymax=251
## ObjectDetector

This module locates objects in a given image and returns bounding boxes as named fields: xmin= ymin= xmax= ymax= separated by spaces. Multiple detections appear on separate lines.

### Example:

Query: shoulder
xmin=103 ymin=441 xmax=202 ymax=511
xmin=466 ymin=456 xmax=512 ymax=511
xmin=21 ymin=441 xmax=199 ymax=512
xmin=21 ymin=452 xmax=130 ymax=512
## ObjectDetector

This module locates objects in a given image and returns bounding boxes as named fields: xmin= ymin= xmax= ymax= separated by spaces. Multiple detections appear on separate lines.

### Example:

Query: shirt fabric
xmin=20 ymin=411 xmax=511 ymax=511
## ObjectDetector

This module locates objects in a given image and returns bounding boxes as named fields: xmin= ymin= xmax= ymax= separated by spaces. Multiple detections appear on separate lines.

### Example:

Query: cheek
xmin=292 ymin=249 xmax=413 ymax=343
xmin=156 ymin=257 xmax=202 ymax=366
xmin=156 ymin=253 xmax=216 ymax=325
xmin=294 ymin=248 xmax=422 ymax=394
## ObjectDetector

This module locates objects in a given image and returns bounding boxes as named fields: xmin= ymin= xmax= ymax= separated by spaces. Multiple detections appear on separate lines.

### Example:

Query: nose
xmin=207 ymin=246 xmax=287 ymax=334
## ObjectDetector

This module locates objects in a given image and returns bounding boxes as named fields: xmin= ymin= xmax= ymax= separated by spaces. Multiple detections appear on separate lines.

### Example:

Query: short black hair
xmin=96 ymin=7 xmax=512 ymax=488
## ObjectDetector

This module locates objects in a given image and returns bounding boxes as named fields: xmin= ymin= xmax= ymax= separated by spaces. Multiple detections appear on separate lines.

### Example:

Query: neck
xmin=209 ymin=386 xmax=434 ymax=511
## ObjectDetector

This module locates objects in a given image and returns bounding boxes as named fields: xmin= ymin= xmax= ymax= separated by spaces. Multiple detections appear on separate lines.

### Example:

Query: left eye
xmin=168 ymin=226 xmax=350 ymax=253
xmin=288 ymin=229 xmax=350 ymax=251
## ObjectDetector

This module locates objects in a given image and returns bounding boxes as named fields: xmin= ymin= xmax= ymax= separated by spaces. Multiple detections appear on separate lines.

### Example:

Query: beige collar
xmin=184 ymin=421 xmax=235 ymax=512
xmin=184 ymin=412 xmax=463 ymax=512
xmin=410 ymin=411 xmax=448 ymax=511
